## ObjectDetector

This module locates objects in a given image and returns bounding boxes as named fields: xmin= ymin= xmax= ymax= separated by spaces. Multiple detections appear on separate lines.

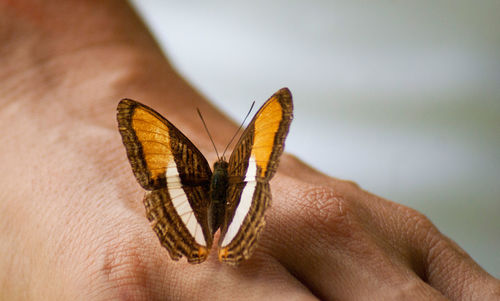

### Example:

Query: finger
xmin=263 ymin=177 xmax=448 ymax=300
xmin=365 ymin=191 xmax=500 ymax=300
xmin=423 ymin=234 xmax=500 ymax=300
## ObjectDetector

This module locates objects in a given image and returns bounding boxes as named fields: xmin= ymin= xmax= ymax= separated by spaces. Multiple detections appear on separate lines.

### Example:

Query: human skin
xmin=0 ymin=1 xmax=498 ymax=300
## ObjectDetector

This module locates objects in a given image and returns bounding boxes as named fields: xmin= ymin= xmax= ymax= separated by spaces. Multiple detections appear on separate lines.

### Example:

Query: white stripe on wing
xmin=221 ymin=156 xmax=257 ymax=247
xmin=166 ymin=163 xmax=206 ymax=246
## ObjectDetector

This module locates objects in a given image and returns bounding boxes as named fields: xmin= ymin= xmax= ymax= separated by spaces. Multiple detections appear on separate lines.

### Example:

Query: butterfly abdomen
xmin=209 ymin=160 xmax=229 ymax=233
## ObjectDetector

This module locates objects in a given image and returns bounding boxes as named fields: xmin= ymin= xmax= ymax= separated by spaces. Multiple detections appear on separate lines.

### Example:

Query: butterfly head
xmin=213 ymin=158 xmax=228 ymax=169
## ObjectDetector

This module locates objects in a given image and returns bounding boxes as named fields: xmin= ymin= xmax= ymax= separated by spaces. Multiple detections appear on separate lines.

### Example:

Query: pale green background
xmin=130 ymin=1 xmax=500 ymax=277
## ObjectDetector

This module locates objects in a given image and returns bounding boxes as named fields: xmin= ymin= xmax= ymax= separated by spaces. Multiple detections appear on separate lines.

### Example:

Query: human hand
xmin=0 ymin=1 xmax=498 ymax=300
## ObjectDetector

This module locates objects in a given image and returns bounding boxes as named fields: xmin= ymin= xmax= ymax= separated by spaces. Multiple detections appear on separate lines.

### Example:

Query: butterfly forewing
xmin=218 ymin=88 xmax=293 ymax=264
xmin=117 ymin=99 xmax=213 ymax=263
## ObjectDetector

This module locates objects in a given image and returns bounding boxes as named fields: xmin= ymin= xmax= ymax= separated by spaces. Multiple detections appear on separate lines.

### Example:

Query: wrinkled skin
xmin=0 ymin=1 xmax=498 ymax=300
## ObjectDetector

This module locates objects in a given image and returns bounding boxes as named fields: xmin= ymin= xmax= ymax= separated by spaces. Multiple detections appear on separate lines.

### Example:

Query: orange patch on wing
xmin=218 ymin=247 xmax=229 ymax=261
xmin=198 ymin=246 xmax=209 ymax=259
xmin=132 ymin=108 xmax=173 ymax=179
xmin=251 ymin=97 xmax=283 ymax=177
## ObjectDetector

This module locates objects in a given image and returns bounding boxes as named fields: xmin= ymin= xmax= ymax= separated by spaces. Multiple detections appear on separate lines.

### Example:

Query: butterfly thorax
xmin=209 ymin=159 xmax=229 ymax=233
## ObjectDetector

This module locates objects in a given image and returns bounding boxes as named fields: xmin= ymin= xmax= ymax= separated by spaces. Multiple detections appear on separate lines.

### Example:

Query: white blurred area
xmin=130 ymin=1 xmax=500 ymax=276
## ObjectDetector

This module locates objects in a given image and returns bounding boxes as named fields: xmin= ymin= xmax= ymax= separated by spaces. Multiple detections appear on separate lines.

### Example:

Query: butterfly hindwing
xmin=117 ymin=99 xmax=213 ymax=263
xmin=143 ymin=189 xmax=210 ymax=263
xmin=218 ymin=88 xmax=293 ymax=264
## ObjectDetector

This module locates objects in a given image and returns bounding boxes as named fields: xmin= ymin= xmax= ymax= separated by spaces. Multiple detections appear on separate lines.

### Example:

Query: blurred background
xmin=130 ymin=0 xmax=500 ymax=277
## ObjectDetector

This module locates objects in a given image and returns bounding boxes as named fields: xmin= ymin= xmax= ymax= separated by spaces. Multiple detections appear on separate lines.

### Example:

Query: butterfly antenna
xmin=197 ymin=108 xmax=220 ymax=160
xmin=221 ymin=101 xmax=255 ymax=158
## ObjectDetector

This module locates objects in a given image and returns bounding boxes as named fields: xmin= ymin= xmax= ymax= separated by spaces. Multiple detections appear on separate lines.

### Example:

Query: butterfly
xmin=116 ymin=88 xmax=293 ymax=265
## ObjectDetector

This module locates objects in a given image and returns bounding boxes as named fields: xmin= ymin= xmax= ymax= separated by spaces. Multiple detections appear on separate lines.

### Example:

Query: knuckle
xmin=337 ymin=178 xmax=361 ymax=190
xmin=388 ymin=280 xmax=443 ymax=299
xmin=92 ymin=231 xmax=152 ymax=300
xmin=293 ymin=184 xmax=359 ymax=240
xmin=398 ymin=205 xmax=438 ymax=242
